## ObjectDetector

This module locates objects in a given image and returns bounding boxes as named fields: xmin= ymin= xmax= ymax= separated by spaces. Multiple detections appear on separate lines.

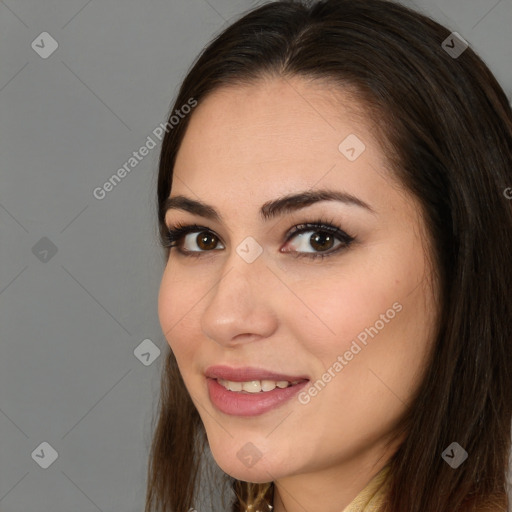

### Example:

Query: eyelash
xmin=163 ymin=217 xmax=356 ymax=260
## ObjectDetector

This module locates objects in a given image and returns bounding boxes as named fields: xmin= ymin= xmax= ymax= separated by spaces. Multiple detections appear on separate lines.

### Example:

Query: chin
xmin=214 ymin=458 xmax=276 ymax=484
xmin=207 ymin=438 xmax=284 ymax=484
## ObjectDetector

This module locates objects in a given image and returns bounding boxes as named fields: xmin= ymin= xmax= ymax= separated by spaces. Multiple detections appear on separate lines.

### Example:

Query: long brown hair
xmin=145 ymin=1 xmax=512 ymax=511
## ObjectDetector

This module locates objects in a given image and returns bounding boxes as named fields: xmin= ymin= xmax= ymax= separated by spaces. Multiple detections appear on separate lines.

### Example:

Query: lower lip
xmin=206 ymin=378 xmax=309 ymax=417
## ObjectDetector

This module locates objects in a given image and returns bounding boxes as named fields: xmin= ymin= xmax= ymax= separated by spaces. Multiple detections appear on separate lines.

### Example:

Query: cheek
xmin=157 ymin=267 xmax=199 ymax=359
xmin=286 ymin=248 xmax=433 ymax=376
xmin=285 ymin=269 xmax=398 ymax=362
xmin=157 ymin=269 xmax=175 ymax=339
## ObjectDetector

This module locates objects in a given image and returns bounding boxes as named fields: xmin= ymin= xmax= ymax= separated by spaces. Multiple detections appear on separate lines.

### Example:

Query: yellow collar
xmin=341 ymin=464 xmax=391 ymax=512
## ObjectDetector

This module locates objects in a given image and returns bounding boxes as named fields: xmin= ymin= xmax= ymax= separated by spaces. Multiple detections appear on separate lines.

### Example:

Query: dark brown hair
xmin=145 ymin=1 xmax=512 ymax=511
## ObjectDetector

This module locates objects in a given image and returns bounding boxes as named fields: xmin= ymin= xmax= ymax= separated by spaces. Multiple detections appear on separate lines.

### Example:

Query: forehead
xmin=179 ymin=78 xmax=368 ymax=156
xmin=171 ymin=77 xmax=394 ymax=209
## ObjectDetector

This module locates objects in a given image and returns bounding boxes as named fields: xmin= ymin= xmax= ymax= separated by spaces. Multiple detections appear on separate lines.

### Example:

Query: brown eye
xmin=285 ymin=230 xmax=341 ymax=254
xmin=196 ymin=232 xmax=219 ymax=250
xmin=309 ymin=232 xmax=335 ymax=252
xmin=165 ymin=221 xmax=355 ymax=260
xmin=282 ymin=221 xmax=356 ymax=260
xmin=180 ymin=230 xmax=225 ymax=253
xmin=164 ymin=224 xmax=226 ymax=254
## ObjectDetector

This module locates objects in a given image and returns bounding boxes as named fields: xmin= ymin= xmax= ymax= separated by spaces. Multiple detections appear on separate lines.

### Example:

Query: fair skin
xmin=158 ymin=76 xmax=439 ymax=512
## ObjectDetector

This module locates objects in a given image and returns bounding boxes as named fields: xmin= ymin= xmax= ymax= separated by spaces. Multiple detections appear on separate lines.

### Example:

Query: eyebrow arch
xmin=163 ymin=189 xmax=376 ymax=224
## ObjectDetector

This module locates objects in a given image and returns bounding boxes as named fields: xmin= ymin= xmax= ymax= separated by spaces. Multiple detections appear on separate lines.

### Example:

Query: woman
xmin=145 ymin=1 xmax=512 ymax=511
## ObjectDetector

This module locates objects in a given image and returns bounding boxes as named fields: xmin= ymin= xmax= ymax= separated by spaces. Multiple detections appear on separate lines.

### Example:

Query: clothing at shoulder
xmin=341 ymin=464 xmax=507 ymax=512
xmin=341 ymin=464 xmax=391 ymax=512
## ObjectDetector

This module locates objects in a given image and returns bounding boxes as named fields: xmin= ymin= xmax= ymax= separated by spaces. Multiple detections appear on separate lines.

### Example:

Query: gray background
xmin=0 ymin=0 xmax=511 ymax=511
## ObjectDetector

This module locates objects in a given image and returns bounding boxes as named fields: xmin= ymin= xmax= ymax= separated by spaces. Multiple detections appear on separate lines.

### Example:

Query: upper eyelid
xmin=165 ymin=222 xmax=338 ymax=237
xmin=166 ymin=221 xmax=354 ymax=246
xmin=165 ymin=213 xmax=349 ymax=232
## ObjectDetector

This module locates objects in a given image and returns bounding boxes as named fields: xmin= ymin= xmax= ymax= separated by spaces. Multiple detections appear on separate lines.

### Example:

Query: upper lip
xmin=205 ymin=365 xmax=309 ymax=382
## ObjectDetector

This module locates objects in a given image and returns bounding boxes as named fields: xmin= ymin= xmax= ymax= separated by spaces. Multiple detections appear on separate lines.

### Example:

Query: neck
xmin=271 ymin=445 xmax=396 ymax=512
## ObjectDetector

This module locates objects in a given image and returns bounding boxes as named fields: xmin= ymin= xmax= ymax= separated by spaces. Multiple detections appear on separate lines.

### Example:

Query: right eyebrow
xmin=163 ymin=188 xmax=376 ymax=224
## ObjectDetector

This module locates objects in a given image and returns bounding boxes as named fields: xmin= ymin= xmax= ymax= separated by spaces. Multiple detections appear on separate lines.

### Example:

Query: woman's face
xmin=158 ymin=77 xmax=438 ymax=486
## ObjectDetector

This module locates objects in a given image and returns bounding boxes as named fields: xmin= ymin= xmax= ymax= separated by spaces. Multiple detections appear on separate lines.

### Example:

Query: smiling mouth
xmin=215 ymin=378 xmax=307 ymax=393
xmin=206 ymin=376 xmax=310 ymax=416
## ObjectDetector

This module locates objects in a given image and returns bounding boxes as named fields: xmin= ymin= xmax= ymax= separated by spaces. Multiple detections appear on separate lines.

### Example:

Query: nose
xmin=200 ymin=251 xmax=278 ymax=347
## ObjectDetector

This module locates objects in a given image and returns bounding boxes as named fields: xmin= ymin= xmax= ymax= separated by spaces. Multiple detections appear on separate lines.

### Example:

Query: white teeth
xmin=242 ymin=381 xmax=261 ymax=393
xmin=217 ymin=378 xmax=302 ymax=393
xmin=261 ymin=380 xmax=277 ymax=392
xmin=227 ymin=381 xmax=243 ymax=392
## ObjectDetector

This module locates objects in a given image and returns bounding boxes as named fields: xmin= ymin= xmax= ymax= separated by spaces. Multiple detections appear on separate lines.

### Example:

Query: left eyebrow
xmin=163 ymin=188 xmax=376 ymax=224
